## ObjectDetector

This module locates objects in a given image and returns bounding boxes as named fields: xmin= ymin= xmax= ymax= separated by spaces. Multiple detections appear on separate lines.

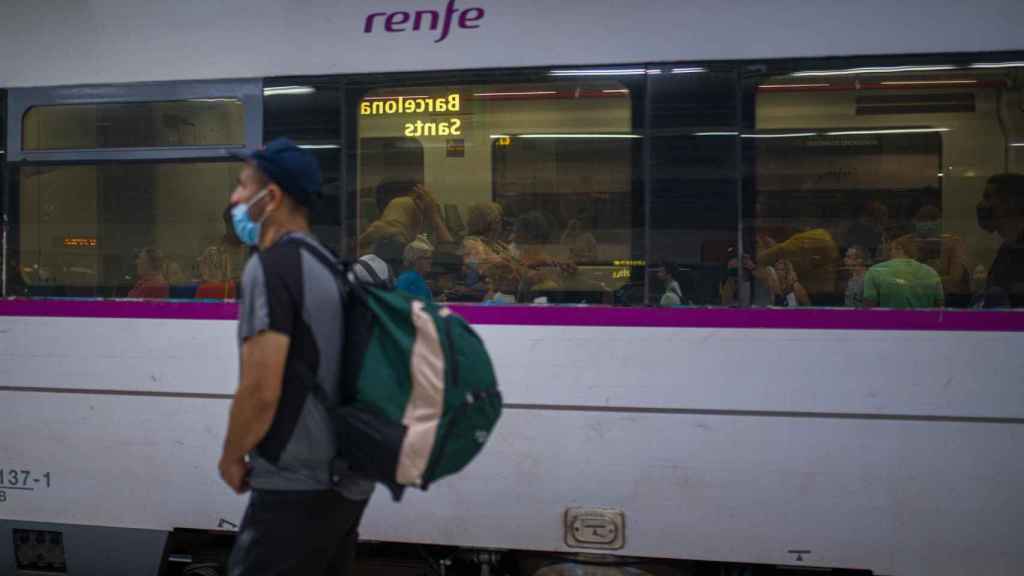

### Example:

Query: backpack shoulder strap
xmin=275 ymin=235 xmax=347 ymax=407
xmin=279 ymin=234 xmax=340 ymax=270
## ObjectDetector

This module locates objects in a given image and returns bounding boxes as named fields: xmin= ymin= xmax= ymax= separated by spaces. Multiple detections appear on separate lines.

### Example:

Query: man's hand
xmin=412 ymin=184 xmax=441 ymax=217
xmin=219 ymin=455 xmax=251 ymax=494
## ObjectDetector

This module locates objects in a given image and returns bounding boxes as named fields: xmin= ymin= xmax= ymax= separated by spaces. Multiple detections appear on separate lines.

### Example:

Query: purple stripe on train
xmin=1 ymin=299 xmax=1022 ymax=332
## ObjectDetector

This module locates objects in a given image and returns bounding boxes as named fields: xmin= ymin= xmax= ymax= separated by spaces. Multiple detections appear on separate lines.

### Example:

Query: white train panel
xmin=0 ymin=391 xmax=1021 ymax=575
xmin=0 ymin=0 xmax=1020 ymax=88
xmin=2 ymin=316 xmax=1022 ymax=417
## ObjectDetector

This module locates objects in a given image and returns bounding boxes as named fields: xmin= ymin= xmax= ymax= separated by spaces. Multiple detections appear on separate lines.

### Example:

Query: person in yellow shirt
xmin=358 ymin=180 xmax=452 ymax=255
xmin=757 ymin=222 xmax=840 ymax=304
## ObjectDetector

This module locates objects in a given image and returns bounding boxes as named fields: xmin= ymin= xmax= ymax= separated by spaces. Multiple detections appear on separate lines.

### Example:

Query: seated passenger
xmin=842 ymin=245 xmax=870 ymax=308
xmin=355 ymin=237 xmax=404 ymax=286
xmin=164 ymin=258 xmax=188 ymax=285
xmin=977 ymin=173 xmax=1024 ymax=308
xmin=513 ymin=211 xmax=576 ymax=300
xmin=721 ymin=251 xmax=775 ymax=307
xmin=652 ymin=261 xmax=686 ymax=307
xmin=892 ymin=205 xmax=969 ymax=305
xmin=358 ymin=180 xmax=452 ymax=255
xmin=769 ymin=259 xmax=811 ymax=307
xmin=462 ymin=202 xmax=522 ymax=300
xmin=396 ymin=237 xmax=435 ymax=303
xmin=127 ymin=247 xmax=170 ymax=299
xmin=863 ymin=236 xmax=943 ymax=309
xmin=846 ymin=201 xmax=888 ymax=262
xmin=561 ymin=219 xmax=598 ymax=263
xmin=757 ymin=220 xmax=840 ymax=304
xmin=194 ymin=246 xmax=238 ymax=300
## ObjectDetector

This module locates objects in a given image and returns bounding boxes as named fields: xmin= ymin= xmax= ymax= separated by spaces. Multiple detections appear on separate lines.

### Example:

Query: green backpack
xmin=292 ymin=239 xmax=503 ymax=500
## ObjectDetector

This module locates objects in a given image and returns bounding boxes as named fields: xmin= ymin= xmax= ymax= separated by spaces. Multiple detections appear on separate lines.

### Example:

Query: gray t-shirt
xmin=238 ymin=233 xmax=374 ymax=500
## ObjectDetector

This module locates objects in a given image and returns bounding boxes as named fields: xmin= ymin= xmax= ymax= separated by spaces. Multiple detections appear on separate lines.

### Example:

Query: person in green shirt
xmin=863 ymin=236 xmax=944 ymax=309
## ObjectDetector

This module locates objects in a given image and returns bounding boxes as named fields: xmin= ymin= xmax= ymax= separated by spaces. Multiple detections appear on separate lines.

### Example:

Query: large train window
xmin=13 ymin=162 xmax=241 ymax=298
xmin=743 ymin=59 xmax=1024 ymax=309
xmin=351 ymin=74 xmax=643 ymax=305
xmin=5 ymin=80 xmax=262 ymax=300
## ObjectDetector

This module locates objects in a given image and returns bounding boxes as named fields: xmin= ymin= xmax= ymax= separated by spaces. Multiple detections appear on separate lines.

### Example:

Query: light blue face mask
xmin=915 ymin=221 xmax=942 ymax=238
xmin=230 ymin=189 xmax=269 ymax=247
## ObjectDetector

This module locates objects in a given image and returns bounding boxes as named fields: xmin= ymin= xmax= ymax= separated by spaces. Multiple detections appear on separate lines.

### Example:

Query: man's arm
xmin=757 ymin=235 xmax=796 ymax=266
xmin=219 ymin=331 xmax=290 ymax=493
xmin=413 ymin=185 xmax=454 ymax=243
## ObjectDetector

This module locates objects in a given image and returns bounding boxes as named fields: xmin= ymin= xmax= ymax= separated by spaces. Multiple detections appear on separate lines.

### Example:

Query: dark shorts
xmin=228 ymin=490 xmax=369 ymax=576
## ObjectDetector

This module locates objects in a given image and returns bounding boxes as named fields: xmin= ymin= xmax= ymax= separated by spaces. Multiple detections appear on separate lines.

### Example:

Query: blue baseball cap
xmin=233 ymin=138 xmax=321 ymax=207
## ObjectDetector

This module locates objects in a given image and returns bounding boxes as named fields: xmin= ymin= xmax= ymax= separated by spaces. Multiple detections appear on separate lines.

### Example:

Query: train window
xmin=22 ymin=99 xmax=245 ymax=150
xmin=744 ymin=61 xmax=1024 ymax=309
xmin=647 ymin=68 xmax=741 ymax=306
xmin=263 ymin=79 xmax=343 ymax=253
xmin=12 ymin=161 xmax=243 ymax=299
xmin=354 ymin=78 xmax=641 ymax=305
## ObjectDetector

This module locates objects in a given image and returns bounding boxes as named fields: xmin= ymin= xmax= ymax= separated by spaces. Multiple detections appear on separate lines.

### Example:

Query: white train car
xmin=1 ymin=1 xmax=1023 ymax=575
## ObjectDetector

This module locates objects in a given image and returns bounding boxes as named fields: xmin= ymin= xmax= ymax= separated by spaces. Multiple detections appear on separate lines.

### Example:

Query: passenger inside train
xmin=842 ymin=245 xmax=871 ymax=308
xmin=978 ymin=172 xmax=1024 ymax=307
xmin=863 ymin=235 xmax=945 ymax=309
xmin=127 ymin=247 xmax=169 ymax=300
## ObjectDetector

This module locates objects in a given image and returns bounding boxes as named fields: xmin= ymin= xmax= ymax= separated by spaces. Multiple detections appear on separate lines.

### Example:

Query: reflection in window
xmin=647 ymin=70 xmax=740 ymax=307
xmin=749 ymin=66 xmax=1024 ymax=308
xmin=23 ymin=99 xmax=245 ymax=150
xmin=15 ymin=162 xmax=243 ymax=299
xmin=356 ymin=82 xmax=636 ymax=305
xmin=263 ymin=81 xmax=343 ymax=253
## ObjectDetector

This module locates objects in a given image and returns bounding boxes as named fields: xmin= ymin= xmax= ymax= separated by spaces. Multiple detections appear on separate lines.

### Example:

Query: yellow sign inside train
xmin=361 ymin=94 xmax=463 ymax=137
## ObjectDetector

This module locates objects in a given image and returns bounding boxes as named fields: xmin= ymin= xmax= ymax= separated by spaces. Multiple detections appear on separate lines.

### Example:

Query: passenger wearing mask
xmin=842 ymin=245 xmax=870 ymax=308
xmin=863 ymin=236 xmax=943 ymax=309
xmin=894 ymin=205 xmax=969 ymax=305
xmin=757 ymin=218 xmax=840 ymax=303
xmin=977 ymin=173 xmax=1024 ymax=308
xmin=358 ymin=180 xmax=452 ymax=255
xmin=221 ymin=138 xmax=373 ymax=575
xmin=127 ymin=247 xmax=170 ymax=299
xmin=396 ymin=237 xmax=435 ymax=303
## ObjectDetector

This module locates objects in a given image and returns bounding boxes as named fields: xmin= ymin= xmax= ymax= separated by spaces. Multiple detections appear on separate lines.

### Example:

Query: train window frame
xmin=22 ymin=98 xmax=246 ymax=151
xmin=4 ymin=80 xmax=263 ymax=300
xmin=7 ymin=80 xmax=263 ymax=163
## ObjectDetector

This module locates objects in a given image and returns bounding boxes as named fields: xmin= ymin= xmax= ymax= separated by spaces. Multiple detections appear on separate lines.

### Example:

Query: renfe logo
xmin=364 ymin=0 xmax=485 ymax=43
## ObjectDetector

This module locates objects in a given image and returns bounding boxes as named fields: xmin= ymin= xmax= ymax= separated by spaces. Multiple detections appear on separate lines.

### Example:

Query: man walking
xmin=220 ymin=138 xmax=373 ymax=575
